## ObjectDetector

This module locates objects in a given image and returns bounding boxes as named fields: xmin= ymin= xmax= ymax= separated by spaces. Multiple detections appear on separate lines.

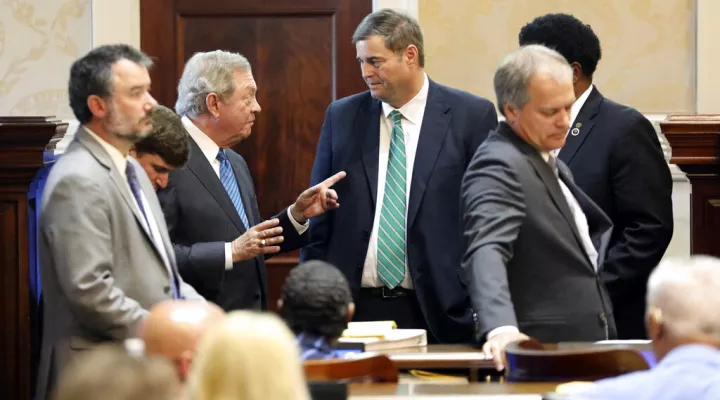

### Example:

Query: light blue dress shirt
xmin=571 ymin=344 xmax=720 ymax=400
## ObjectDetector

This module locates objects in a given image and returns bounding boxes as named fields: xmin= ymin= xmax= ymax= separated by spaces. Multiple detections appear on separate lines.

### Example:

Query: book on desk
xmin=335 ymin=321 xmax=427 ymax=353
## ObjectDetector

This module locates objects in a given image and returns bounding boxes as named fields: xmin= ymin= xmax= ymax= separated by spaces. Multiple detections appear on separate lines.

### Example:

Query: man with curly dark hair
xmin=279 ymin=260 xmax=354 ymax=360
xmin=519 ymin=13 xmax=673 ymax=340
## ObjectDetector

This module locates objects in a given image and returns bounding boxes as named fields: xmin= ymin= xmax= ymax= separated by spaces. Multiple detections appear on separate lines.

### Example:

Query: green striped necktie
xmin=377 ymin=109 xmax=407 ymax=289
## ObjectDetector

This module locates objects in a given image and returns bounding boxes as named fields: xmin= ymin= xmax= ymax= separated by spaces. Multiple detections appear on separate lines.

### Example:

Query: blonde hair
xmin=188 ymin=311 xmax=310 ymax=400
xmin=54 ymin=344 xmax=178 ymax=400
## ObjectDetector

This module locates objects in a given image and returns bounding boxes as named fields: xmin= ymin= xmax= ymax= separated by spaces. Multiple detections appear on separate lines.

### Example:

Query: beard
xmin=105 ymin=106 xmax=150 ymax=143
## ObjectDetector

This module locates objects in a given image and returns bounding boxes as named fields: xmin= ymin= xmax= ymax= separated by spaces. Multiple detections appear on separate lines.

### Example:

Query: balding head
xmin=138 ymin=300 xmax=226 ymax=380
xmin=646 ymin=256 xmax=720 ymax=360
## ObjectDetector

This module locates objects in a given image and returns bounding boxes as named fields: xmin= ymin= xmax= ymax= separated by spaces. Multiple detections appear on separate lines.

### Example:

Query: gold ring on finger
xmin=260 ymin=239 xmax=266 ymax=246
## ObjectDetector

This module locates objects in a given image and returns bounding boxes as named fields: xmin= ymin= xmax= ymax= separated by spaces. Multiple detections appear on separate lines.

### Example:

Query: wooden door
xmin=140 ymin=0 xmax=371 ymax=311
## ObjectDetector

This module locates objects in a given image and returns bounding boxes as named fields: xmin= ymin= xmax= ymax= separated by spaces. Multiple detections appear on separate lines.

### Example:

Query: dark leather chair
xmin=505 ymin=339 xmax=650 ymax=382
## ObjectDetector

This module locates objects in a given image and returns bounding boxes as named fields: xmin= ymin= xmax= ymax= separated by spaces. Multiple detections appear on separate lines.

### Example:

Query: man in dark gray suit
xmin=461 ymin=44 xmax=616 ymax=371
xmin=37 ymin=44 xmax=203 ymax=400
xmin=159 ymin=50 xmax=344 ymax=311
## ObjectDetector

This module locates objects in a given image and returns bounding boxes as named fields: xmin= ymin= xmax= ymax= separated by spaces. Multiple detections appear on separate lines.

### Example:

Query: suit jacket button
xmin=254 ymin=292 xmax=261 ymax=300
xmin=598 ymin=312 xmax=607 ymax=325
xmin=163 ymin=286 xmax=171 ymax=294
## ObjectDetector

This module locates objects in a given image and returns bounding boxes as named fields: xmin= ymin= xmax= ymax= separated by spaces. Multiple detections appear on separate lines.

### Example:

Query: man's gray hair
xmin=647 ymin=255 xmax=720 ymax=341
xmin=493 ymin=44 xmax=572 ymax=117
xmin=175 ymin=50 xmax=251 ymax=117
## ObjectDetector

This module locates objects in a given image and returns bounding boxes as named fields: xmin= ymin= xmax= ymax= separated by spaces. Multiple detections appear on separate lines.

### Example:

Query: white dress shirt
xmin=84 ymin=127 xmax=175 ymax=282
xmin=553 ymin=84 xmax=594 ymax=158
xmin=360 ymin=73 xmax=429 ymax=289
xmin=181 ymin=117 xmax=308 ymax=270
xmin=487 ymin=150 xmax=599 ymax=340
xmin=541 ymin=152 xmax=599 ymax=271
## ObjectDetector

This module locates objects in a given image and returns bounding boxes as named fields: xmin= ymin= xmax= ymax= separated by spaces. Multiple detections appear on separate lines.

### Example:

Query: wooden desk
xmin=350 ymin=382 xmax=559 ymax=399
xmin=378 ymin=345 xmax=494 ymax=381
xmin=376 ymin=342 xmax=650 ymax=382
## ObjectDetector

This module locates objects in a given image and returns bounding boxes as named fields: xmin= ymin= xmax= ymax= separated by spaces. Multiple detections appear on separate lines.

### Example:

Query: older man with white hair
xmin=157 ymin=50 xmax=345 ymax=311
xmin=461 ymin=44 xmax=616 ymax=370
xmin=569 ymin=256 xmax=720 ymax=399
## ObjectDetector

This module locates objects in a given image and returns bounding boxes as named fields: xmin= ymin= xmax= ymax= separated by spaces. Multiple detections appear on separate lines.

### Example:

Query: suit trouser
xmin=354 ymin=287 xmax=437 ymax=343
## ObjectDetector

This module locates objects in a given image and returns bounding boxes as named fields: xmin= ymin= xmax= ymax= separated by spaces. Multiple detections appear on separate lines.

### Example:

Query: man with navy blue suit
xmin=301 ymin=9 xmax=498 ymax=343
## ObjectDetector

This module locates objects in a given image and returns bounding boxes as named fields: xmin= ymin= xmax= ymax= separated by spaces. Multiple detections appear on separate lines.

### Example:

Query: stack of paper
xmin=338 ymin=321 xmax=427 ymax=351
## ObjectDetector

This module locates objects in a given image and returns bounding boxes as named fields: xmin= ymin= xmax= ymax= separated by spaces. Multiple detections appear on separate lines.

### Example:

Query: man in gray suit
xmin=36 ymin=44 xmax=203 ymax=399
xmin=461 ymin=45 xmax=616 ymax=371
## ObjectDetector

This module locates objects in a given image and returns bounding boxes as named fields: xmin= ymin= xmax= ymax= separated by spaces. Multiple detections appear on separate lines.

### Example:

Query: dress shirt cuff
xmin=487 ymin=325 xmax=519 ymax=340
xmin=287 ymin=206 xmax=309 ymax=234
xmin=224 ymin=243 xmax=233 ymax=270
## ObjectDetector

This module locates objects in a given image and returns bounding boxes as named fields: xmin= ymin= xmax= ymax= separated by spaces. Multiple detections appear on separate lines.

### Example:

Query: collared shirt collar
xmin=83 ymin=126 xmax=128 ymax=176
xmin=182 ymin=116 xmax=221 ymax=163
xmin=381 ymin=73 xmax=429 ymax=126
xmin=296 ymin=332 xmax=336 ymax=361
xmin=571 ymin=84 xmax=594 ymax=125
xmin=657 ymin=344 xmax=720 ymax=368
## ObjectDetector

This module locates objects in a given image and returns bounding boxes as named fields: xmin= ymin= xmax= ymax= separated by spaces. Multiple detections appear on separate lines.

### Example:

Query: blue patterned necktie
xmin=217 ymin=149 xmax=250 ymax=229
xmin=376 ymin=110 xmax=407 ymax=289
xmin=126 ymin=162 xmax=179 ymax=299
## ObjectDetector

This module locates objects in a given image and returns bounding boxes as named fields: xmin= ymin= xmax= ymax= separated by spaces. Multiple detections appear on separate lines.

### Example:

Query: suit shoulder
xmin=599 ymin=97 xmax=649 ymax=126
xmin=329 ymin=91 xmax=373 ymax=112
xmin=434 ymin=82 xmax=495 ymax=110
xmin=43 ymin=148 xmax=109 ymax=209
xmin=49 ymin=145 xmax=107 ymax=184
xmin=596 ymin=97 xmax=660 ymax=151
xmin=472 ymin=133 xmax=523 ymax=164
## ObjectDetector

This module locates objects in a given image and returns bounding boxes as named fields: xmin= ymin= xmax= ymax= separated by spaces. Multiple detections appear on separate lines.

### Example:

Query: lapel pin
xmin=571 ymin=123 xmax=581 ymax=136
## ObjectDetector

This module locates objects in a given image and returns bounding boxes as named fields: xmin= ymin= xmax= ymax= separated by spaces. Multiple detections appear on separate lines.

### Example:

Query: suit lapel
xmin=560 ymin=172 xmax=613 ymax=269
xmin=360 ymin=96 xmax=382 ymax=208
xmin=499 ymin=125 xmax=588 ymax=262
xmin=408 ymin=81 xmax=450 ymax=229
xmin=226 ymin=150 xmax=266 ymax=293
xmin=109 ymin=169 xmax=150 ymax=236
xmin=186 ymin=138 xmax=247 ymax=232
xmin=77 ymin=128 xmax=171 ymax=275
xmin=527 ymin=155 xmax=585 ymax=248
xmin=76 ymin=129 xmax=154 ymax=243
xmin=558 ymin=86 xmax=603 ymax=165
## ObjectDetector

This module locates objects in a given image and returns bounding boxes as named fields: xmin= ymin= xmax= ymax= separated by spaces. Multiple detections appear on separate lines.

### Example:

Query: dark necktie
xmin=217 ymin=149 xmax=250 ymax=229
xmin=126 ymin=162 xmax=180 ymax=299
xmin=547 ymin=154 xmax=559 ymax=177
xmin=126 ymin=162 xmax=154 ymax=240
